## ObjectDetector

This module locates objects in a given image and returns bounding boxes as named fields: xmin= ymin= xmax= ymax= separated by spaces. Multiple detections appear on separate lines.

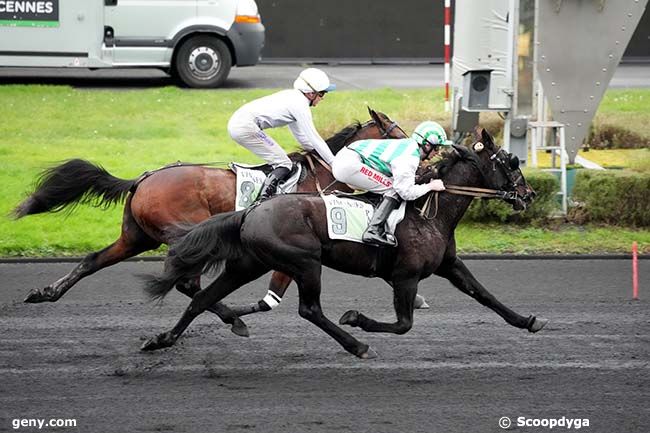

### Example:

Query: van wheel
xmin=174 ymin=36 xmax=232 ymax=88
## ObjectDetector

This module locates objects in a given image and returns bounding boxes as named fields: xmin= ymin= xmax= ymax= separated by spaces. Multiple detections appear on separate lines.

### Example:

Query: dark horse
xmin=142 ymin=127 xmax=547 ymax=358
xmin=13 ymin=108 xmax=412 ymax=336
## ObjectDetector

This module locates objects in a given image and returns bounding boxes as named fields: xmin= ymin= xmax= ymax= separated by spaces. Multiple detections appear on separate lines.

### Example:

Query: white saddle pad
xmin=323 ymin=195 xmax=406 ymax=243
xmin=231 ymin=163 xmax=302 ymax=210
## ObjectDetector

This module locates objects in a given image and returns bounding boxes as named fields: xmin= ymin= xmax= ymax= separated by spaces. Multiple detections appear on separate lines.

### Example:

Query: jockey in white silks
xmin=227 ymin=68 xmax=336 ymax=202
xmin=332 ymin=121 xmax=453 ymax=247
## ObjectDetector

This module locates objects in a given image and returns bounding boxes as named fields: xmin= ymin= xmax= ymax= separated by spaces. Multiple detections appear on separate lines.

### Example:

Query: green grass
xmin=533 ymin=148 xmax=650 ymax=170
xmin=597 ymin=89 xmax=650 ymax=141
xmin=457 ymin=223 xmax=649 ymax=254
xmin=1 ymin=85 xmax=648 ymax=257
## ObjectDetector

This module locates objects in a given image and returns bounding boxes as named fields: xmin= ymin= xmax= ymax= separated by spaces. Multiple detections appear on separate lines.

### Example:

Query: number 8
xmin=239 ymin=181 xmax=256 ymax=208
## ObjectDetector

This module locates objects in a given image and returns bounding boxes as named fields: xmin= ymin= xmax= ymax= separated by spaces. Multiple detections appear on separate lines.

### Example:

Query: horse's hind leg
xmin=142 ymin=256 xmax=268 ymax=351
xmin=339 ymin=277 xmax=419 ymax=335
xmin=24 ymin=207 xmax=160 ymax=303
xmin=227 ymin=271 xmax=293 ymax=317
xmin=437 ymin=257 xmax=547 ymax=333
xmin=174 ymin=276 xmax=250 ymax=338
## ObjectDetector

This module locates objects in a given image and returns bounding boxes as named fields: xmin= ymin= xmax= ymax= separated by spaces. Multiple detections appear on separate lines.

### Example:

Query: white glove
xmin=428 ymin=179 xmax=445 ymax=192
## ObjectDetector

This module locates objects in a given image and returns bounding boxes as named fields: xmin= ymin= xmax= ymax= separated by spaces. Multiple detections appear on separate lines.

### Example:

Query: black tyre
xmin=174 ymin=36 xmax=232 ymax=88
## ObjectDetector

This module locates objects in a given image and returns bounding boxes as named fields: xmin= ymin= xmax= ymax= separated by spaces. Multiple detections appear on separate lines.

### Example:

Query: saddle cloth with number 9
xmin=323 ymin=195 xmax=406 ymax=243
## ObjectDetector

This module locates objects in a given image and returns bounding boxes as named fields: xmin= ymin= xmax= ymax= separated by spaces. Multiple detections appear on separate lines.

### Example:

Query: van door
xmin=104 ymin=0 xmax=197 ymax=65
xmin=196 ymin=0 xmax=236 ymax=30
xmin=0 ymin=0 xmax=102 ymax=67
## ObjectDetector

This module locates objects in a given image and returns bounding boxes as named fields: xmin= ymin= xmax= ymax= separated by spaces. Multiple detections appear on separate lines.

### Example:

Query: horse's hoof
xmin=230 ymin=318 xmax=250 ymax=338
xmin=414 ymin=294 xmax=430 ymax=309
xmin=141 ymin=333 xmax=174 ymax=351
xmin=359 ymin=347 xmax=378 ymax=360
xmin=24 ymin=289 xmax=52 ymax=303
xmin=528 ymin=316 xmax=548 ymax=333
xmin=339 ymin=310 xmax=359 ymax=327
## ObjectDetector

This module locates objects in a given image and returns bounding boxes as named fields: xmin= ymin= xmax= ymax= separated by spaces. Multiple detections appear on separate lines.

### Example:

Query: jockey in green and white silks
xmin=332 ymin=121 xmax=452 ymax=247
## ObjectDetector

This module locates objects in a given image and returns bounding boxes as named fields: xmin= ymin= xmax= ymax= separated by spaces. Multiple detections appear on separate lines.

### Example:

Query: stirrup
xmin=362 ymin=230 xmax=398 ymax=247
xmin=255 ymin=186 xmax=277 ymax=203
xmin=254 ymin=166 xmax=290 ymax=203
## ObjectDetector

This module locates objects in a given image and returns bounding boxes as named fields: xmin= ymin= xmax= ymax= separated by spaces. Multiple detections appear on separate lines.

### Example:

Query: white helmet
xmin=293 ymin=68 xmax=336 ymax=93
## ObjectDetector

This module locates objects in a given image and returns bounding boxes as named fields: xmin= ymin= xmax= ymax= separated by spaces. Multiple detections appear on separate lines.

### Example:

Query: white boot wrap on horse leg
xmin=261 ymin=290 xmax=282 ymax=310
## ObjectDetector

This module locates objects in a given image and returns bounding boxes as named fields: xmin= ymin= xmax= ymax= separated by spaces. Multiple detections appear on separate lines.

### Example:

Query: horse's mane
xmin=288 ymin=121 xmax=363 ymax=164
xmin=437 ymin=148 xmax=481 ymax=177
xmin=416 ymin=146 xmax=481 ymax=183
xmin=325 ymin=122 xmax=363 ymax=154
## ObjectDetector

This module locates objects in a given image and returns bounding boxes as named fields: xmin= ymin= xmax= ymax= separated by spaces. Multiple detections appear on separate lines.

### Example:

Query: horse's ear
xmin=367 ymin=106 xmax=381 ymax=124
xmin=481 ymin=128 xmax=495 ymax=148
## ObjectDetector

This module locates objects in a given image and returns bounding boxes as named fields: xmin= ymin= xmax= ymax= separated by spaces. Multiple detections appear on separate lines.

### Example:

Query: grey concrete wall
xmin=257 ymin=0 xmax=649 ymax=62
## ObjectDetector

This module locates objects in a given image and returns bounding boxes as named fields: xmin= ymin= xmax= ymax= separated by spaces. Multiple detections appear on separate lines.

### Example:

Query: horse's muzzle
xmin=504 ymin=185 xmax=535 ymax=212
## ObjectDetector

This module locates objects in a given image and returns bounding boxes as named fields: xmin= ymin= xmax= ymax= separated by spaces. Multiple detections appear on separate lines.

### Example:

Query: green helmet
xmin=412 ymin=121 xmax=452 ymax=148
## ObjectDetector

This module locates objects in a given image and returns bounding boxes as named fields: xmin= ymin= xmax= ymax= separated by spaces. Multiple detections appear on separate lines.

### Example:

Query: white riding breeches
xmin=227 ymin=113 xmax=293 ymax=169
xmin=332 ymin=147 xmax=396 ymax=195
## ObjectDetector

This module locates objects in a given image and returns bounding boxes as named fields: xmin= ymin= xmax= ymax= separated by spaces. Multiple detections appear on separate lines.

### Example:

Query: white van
xmin=0 ymin=0 xmax=265 ymax=87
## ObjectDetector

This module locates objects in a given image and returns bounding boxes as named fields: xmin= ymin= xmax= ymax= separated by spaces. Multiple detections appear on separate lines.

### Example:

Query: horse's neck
xmin=429 ymin=162 xmax=483 ymax=233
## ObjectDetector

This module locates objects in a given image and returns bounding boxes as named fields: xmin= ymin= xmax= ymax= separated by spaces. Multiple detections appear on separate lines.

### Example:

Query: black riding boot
xmin=255 ymin=166 xmax=291 ymax=203
xmin=362 ymin=195 xmax=401 ymax=247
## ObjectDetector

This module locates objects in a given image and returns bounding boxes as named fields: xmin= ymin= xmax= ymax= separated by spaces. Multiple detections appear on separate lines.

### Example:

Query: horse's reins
xmin=417 ymin=144 xmax=526 ymax=219
xmin=417 ymin=185 xmax=517 ymax=220
xmin=305 ymin=153 xmax=327 ymax=193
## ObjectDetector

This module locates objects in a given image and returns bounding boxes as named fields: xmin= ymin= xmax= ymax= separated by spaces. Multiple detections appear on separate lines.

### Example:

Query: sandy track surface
xmin=1 ymin=259 xmax=648 ymax=432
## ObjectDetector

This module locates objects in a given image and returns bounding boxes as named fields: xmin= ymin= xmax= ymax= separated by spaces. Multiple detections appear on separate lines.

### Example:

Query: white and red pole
xmin=632 ymin=241 xmax=639 ymax=300
xmin=444 ymin=0 xmax=451 ymax=112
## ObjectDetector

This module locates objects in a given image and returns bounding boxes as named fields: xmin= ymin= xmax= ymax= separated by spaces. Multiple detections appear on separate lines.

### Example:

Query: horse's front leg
xmin=436 ymin=257 xmax=547 ymax=332
xmin=295 ymin=264 xmax=376 ymax=359
xmin=227 ymin=271 xmax=292 ymax=317
xmin=224 ymin=271 xmax=428 ymax=316
xmin=339 ymin=277 xmax=418 ymax=335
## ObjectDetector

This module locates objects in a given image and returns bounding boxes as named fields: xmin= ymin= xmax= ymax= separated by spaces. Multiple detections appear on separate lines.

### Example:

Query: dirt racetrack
xmin=1 ymin=259 xmax=648 ymax=433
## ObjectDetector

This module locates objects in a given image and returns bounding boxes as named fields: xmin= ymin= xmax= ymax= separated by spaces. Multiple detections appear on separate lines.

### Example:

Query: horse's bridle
xmin=378 ymin=119 xmax=408 ymax=139
xmin=360 ymin=117 xmax=407 ymax=139
xmin=417 ymin=145 xmax=531 ymax=219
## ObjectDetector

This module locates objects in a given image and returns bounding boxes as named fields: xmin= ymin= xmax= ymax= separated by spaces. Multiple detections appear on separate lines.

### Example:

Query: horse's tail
xmin=143 ymin=210 xmax=246 ymax=301
xmin=12 ymin=159 xmax=136 ymax=218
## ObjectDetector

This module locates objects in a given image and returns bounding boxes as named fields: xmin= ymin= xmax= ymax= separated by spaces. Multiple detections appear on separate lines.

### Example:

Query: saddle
xmin=328 ymin=189 xmax=383 ymax=206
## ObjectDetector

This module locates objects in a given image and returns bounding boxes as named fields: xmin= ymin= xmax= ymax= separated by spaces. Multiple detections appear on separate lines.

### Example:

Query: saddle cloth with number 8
xmin=231 ymin=163 xmax=303 ymax=210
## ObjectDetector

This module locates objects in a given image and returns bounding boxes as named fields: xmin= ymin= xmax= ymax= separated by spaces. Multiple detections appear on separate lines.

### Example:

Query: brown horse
xmin=13 ymin=108 xmax=409 ymax=335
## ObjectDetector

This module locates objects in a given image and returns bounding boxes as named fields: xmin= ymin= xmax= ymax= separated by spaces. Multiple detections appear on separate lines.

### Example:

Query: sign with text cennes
xmin=0 ymin=0 xmax=59 ymax=27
